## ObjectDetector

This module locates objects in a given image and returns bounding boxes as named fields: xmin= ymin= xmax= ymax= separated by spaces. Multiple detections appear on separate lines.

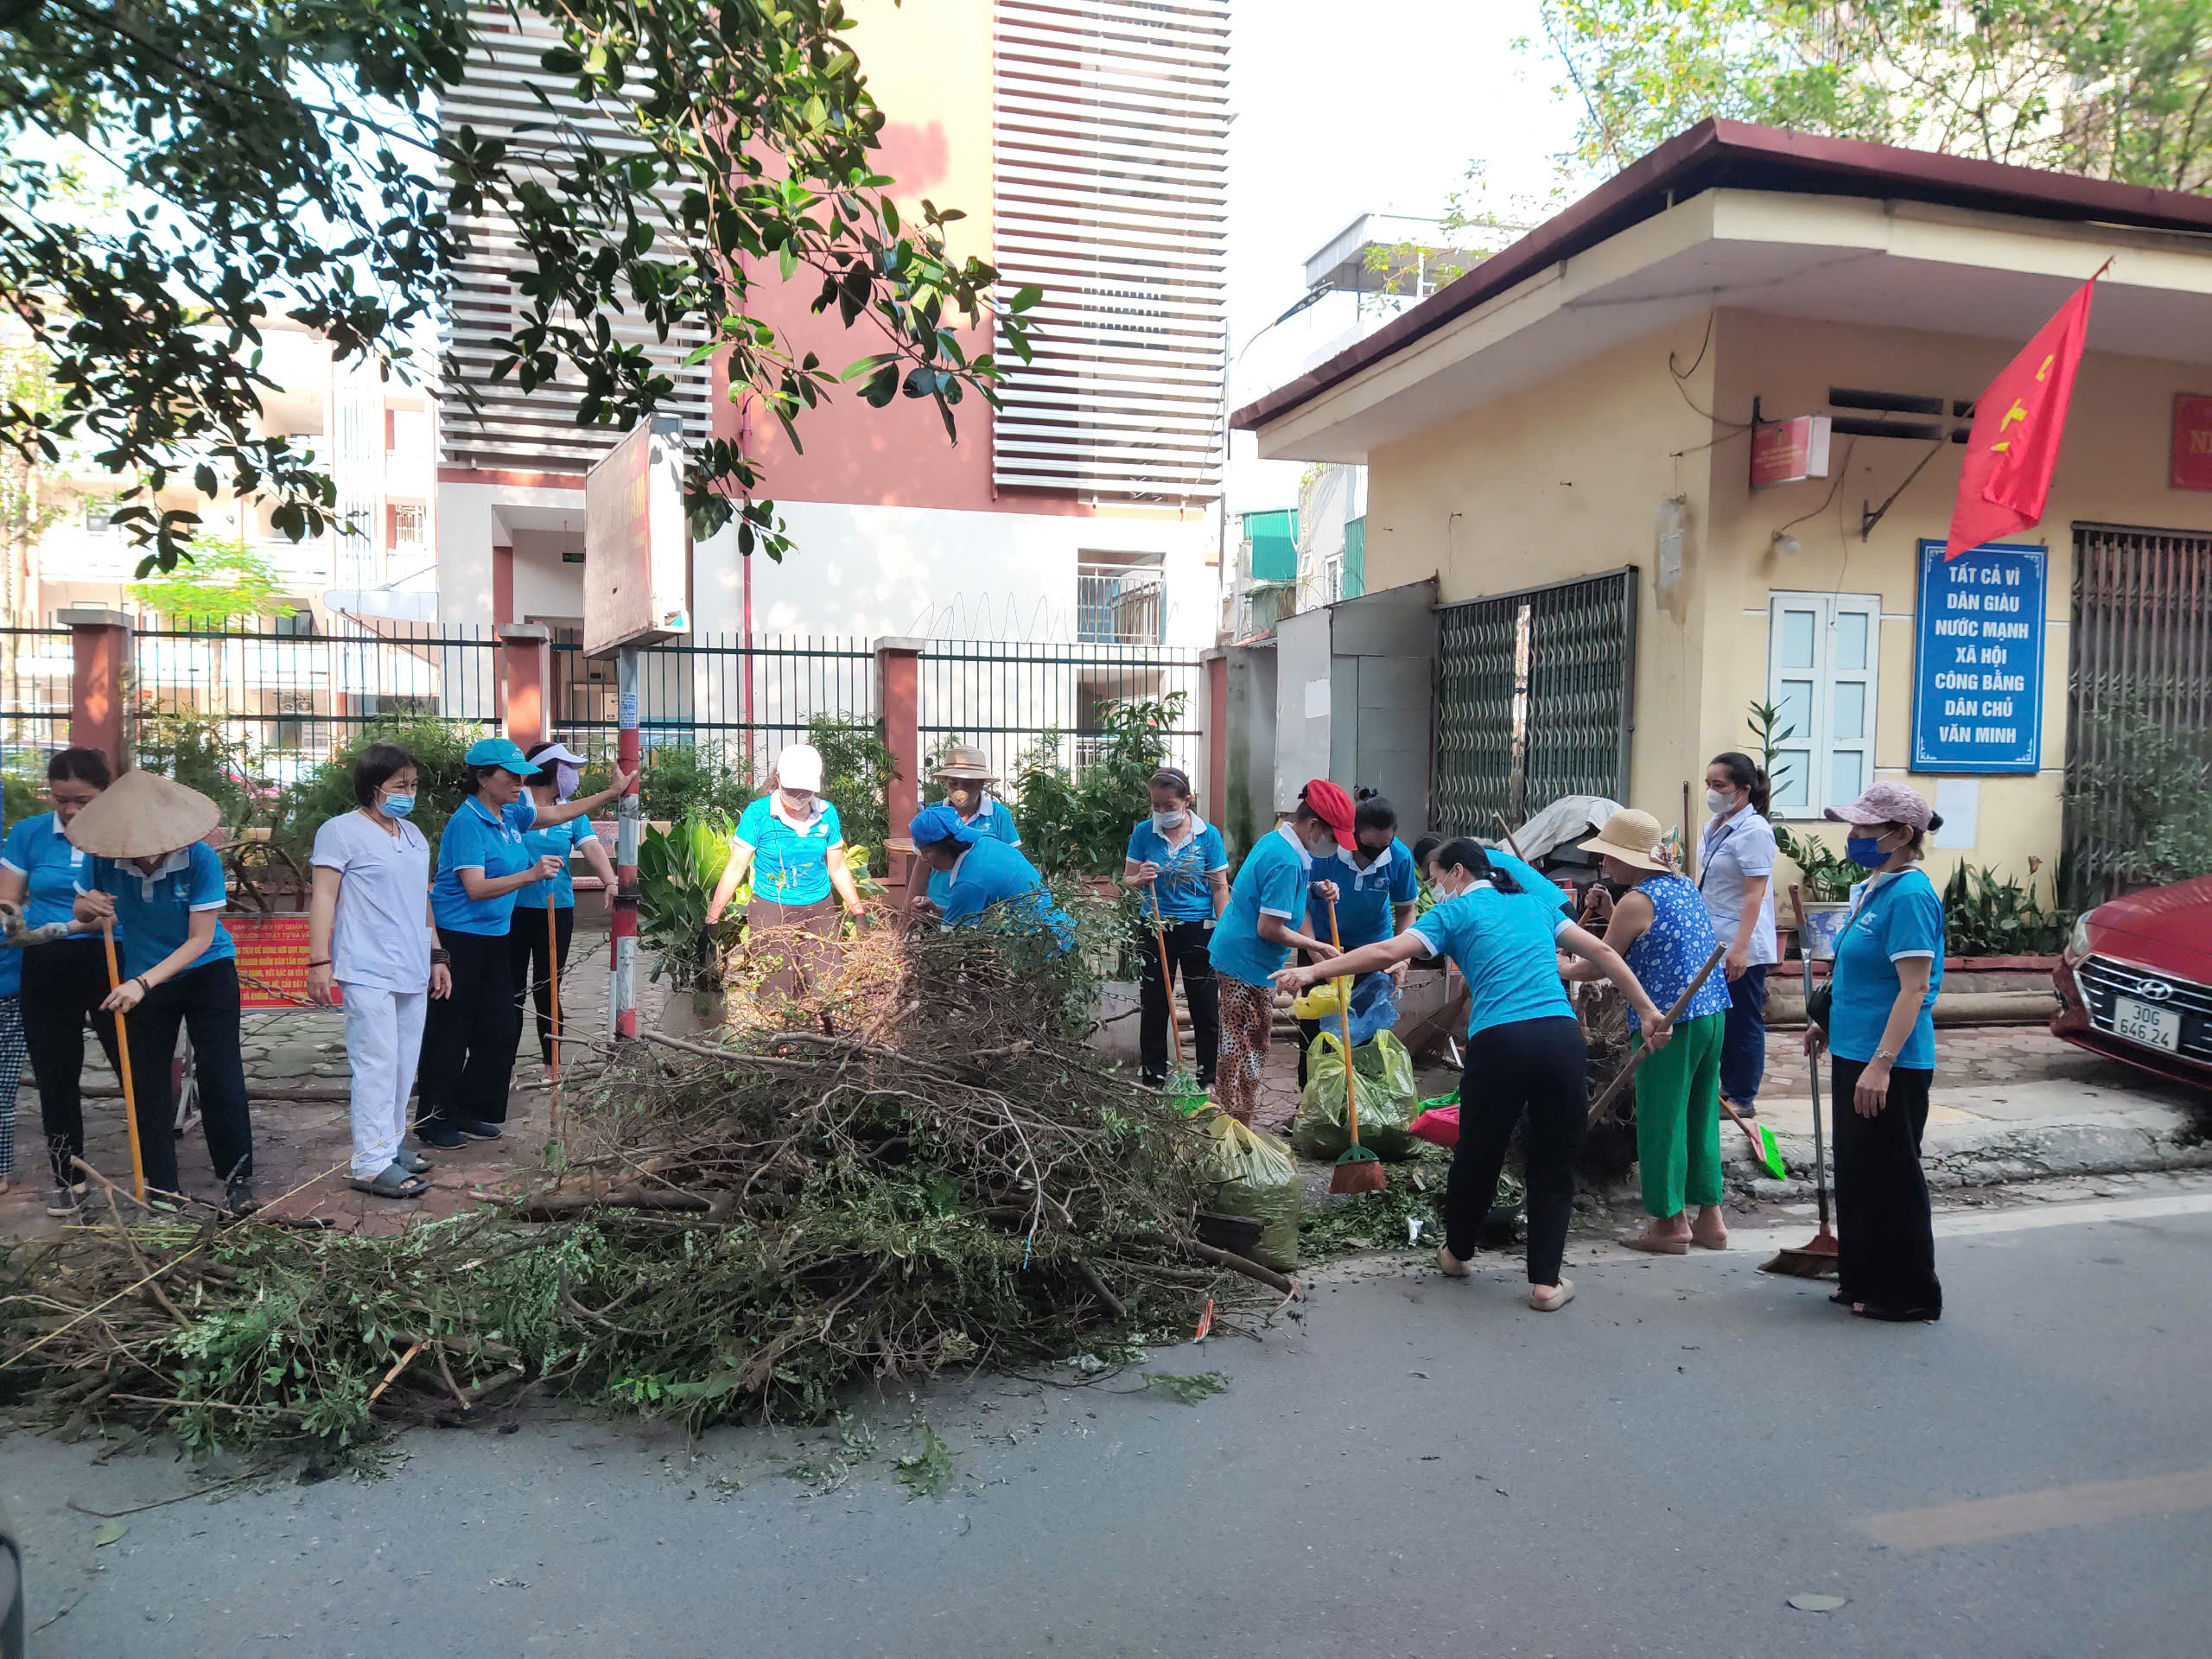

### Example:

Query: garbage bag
xmin=1344 ymin=972 xmax=1399 ymax=1046
xmin=1289 ymin=979 xmax=1343 ymax=1021
xmin=1196 ymin=1113 xmax=1300 ymax=1271
xmin=1290 ymin=1030 xmax=1420 ymax=1162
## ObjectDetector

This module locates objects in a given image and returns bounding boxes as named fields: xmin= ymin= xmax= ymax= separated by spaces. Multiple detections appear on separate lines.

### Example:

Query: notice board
xmin=1910 ymin=538 xmax=2046 ymax=774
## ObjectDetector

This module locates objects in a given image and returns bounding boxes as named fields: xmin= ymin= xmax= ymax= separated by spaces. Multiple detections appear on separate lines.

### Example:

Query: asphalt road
xmin=9 ymin=1179 xmax=2212 ymax=1658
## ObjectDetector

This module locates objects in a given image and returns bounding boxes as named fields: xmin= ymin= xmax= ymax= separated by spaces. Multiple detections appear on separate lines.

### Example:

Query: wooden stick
xmin=1147 ymin=886 xmax=1184 ymax=1075
xmin=1325 ymin=898 xmax=1360 ymax=1147
xmin=1186 ymin=1239 xmax=1301 ymax=1298
xmin=545 ymin=894 xmax=563 ymax=1146
xmin=366 ymin=1339 xmax=427 ymax=1406
xmin=1586 ymin=944 xmax=1726 ymax=1121
xmin=1491 ymin=811 xmax=1528 ymax=861
xmin=100 ymin=918 xmax=147 ymax=1203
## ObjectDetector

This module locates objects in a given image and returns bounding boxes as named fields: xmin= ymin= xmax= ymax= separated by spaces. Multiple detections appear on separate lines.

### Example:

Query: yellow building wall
xmin=1362 ymin=317 xmax=1727 ymax=831
xmin=1704 ymin=309 xmax=2212 ymax=889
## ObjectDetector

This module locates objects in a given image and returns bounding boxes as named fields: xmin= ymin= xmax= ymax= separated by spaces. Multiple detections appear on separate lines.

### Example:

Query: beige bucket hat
xmin=63 ymin=769 xmax=221 ymax=860
xmin=1578 ymin=807 xmax=1670 ymax=874
xmin=931 ymin=744 xmax=997 ymax=782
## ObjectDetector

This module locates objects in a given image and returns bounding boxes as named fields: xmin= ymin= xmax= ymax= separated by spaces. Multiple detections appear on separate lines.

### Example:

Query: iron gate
xmin=2063 ymin=524 xmax=2212 ymax=904
xmin=1432 ymin=567 xmax=1638 ymax=836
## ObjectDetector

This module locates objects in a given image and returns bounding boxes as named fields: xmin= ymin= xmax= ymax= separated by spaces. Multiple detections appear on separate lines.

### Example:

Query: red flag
xmin=1942 ymin=270 xmax=2102 ymax=559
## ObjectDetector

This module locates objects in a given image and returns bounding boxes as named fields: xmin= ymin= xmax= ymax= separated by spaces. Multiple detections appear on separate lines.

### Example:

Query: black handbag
xmin=1805 ymin=980 xmax=1833 ymax=1031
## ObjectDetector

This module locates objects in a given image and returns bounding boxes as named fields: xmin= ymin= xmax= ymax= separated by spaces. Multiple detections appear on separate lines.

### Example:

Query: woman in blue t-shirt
xmin=704 ymin=743 xmax=868 ymax=1005
xmin=1121 ymin=766 xmax=1229 ymax=1088
xmin=505 ymin=742 xmax=619 ymax=1070
xmin=1276 ymin=837 xmax=1671 ymax=1314
xmin=1803 ymin=782 xmax=1948 ymax=1323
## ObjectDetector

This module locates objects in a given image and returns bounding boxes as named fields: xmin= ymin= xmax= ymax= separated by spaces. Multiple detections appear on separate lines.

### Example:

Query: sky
xmin=1224 ymin=0 xmax=1587 ymax=510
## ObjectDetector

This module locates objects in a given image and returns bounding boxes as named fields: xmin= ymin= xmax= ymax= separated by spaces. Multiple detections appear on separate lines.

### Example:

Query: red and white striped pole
xmin=609 ymin=642 xmax=642 ymax=1040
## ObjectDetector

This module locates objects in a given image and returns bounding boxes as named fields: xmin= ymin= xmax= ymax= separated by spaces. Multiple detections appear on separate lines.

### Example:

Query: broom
xmin=1763 ymin=884 xmax=1840 ymax=1276
xmin=1147 ymin=885 xmax=1184 ymax=1079
xmin=1323 ymin=898 xmax=1385 ymax=1195
xmin=545 ymin=893 xmax=563 ymax=1145
xmin=100 ymin=916 xmax=149 ymax=1204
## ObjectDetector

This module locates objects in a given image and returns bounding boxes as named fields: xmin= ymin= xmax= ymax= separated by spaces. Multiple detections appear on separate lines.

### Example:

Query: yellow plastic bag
xmin=1290 ymin=979 xmax=1344 ymax=1020
xmin=1195 ymin=1113 xmax=1300 ymax=1271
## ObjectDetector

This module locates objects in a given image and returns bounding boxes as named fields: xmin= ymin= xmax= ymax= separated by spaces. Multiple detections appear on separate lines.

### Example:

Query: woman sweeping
xmin=1204 ymin=781 xmax=1351 ymax=1124
xmin=1121 ymin=766 xmax=1228 ymax=1088
xmin=507 ymin=741 xmax=617 ymax=1069
xmin=305 ymin=745 xmax=450 ymax=1198
xmin=1 ymin=748 xmax=125 ymax=1215
xmin=1700 ymin=751 xmax=1779 ymax=1118
xmin=67 ymin=771 xmax=257 ymax=1211
xmin=1803 ymin=782 xmax=1946 ymax=1323
xmin=418 ymin=739 xmax=632 ymax=1148
xmin=918 ymin=745 xmax=1021 ymax=918
xmin=1277 ymin=837 xmax=1673 ymax=1313
xmin=909 ymin=805 xmax=1074 ymax=950
xmin=1560 ymin=809 xmax=1733 ymax=1254
xmin=704 ymin=743 xmax=868 ymax=1003
xmin=1295 ymin=790 xmax=1419 ymax=1084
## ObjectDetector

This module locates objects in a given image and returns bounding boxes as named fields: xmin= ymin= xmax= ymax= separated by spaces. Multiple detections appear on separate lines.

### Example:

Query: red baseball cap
xmin=1300 ymin=779 xmax=1358 ymax=850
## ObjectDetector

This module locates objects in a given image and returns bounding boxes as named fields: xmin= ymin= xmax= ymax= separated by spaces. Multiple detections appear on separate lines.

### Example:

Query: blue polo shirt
xmin=925 ymin=798 xmax=1020 ymax=909
xmin=734 ymin=794 xmax=843 ymax=906
xmin=1410 ymin=878 xmax=1576 ymax=1039
xmin=2 ymin=810 xmax=102 ymax=998
xmin=1209 ymin=823 xmax=1315 ymax=988
xmin=513 ymin=814 xmax=600 ymax=911
xmin=1308 ymin=836 xmax=1419 ymax=948
xmin=1828 ymin=868 xmax=1946 ymax=1068
xmin=1125 ymin=816 xmax=1229 ymax=924
xmin=432 ymin=795 xmax=540 ymax=936
xmin=940 ymin=837 xmax=1072 ymax=950
xmin=79 ymin=842 xmax=234 ymax=982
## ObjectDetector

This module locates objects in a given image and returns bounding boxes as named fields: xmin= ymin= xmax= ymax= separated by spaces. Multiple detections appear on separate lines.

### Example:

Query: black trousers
xmin=1830 ymin=1057 xmax=1942 ymax=1315
xmin=417 ymin=929 xmax=522 ymax=1128
xmin=1135 ymin=917 xmax=1218 ymax=1084
xmin=1446 ymin=1015 xmax=1587 ymax=1285
xmin=507 ymin=904 xmax=576 ymax=1067
xmin=124 ymin=958 xmax=253 ymax=1198
xmin=22 ymin=935 xmax=124 ymax=1188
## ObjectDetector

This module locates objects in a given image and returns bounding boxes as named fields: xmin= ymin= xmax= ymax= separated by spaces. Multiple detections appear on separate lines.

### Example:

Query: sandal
xmin=1529 ymin=1278 xmax=1576 ymax=1313
xmin=394 ymin=1147 xmax=433 ymax=1174
xmin=1618 ymin=1230 xmax=1688 ymax=1255
xmin=350 ymin=1164 xmax=429 ymax=1200
xmin=1435 ymin=1243 xmax=1472 ymax=1278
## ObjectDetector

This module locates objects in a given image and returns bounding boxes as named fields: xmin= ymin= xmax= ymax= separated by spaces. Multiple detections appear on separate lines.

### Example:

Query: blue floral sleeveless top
xmin=1623 ymin=874 xmax=1731 ymax=1034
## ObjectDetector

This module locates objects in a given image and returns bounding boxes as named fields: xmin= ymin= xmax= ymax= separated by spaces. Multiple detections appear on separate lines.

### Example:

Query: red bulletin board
xmin=2173 ymin=393 xmax=2212 ymax=490
xmin=225 ymin=912 xmax=332 ymax=1008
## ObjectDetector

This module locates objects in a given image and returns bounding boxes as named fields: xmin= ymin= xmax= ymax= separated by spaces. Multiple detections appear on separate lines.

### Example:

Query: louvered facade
xmin=991 ymin=0 xmax=1229 ymax=502
xmin=436 ymin=10 xmax=714 ymax=477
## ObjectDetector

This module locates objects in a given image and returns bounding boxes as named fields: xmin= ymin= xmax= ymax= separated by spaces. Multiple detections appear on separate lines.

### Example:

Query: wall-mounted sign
xmin=1751 ymin=415 xmax=1833 ymax=489
xmin=2171 ymin=392 xmax=2212 ymax=491
xmin=1910 ymin=538 xmax=2045 ymax=774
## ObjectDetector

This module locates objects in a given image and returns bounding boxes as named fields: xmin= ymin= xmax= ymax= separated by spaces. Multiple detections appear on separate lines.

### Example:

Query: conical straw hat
xmin=63 ymin=769 xmax=221 ymax=860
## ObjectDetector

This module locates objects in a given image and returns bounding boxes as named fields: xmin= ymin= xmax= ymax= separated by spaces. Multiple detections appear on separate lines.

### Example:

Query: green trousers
xmin=1633 ymin=1008 xmax=1726 ymax=1218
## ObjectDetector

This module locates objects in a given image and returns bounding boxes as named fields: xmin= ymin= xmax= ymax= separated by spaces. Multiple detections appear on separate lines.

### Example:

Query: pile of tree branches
xmin=0 ymin=928 xmax=1274 ymax=1462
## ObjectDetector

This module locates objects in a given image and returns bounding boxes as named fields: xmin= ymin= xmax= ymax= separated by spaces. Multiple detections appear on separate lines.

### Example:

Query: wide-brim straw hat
xmin=64 ymin=768 xmax=221 ymax=860
xmin=932 ymin=743 xmax=997 ymax=782
xmin=1578 ymin=807 xmax=1669 ymax=873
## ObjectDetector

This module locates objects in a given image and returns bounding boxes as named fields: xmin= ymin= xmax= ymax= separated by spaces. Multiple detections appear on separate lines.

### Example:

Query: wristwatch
xmin=1872 ymin=1046 xmax=1898 ymax=1064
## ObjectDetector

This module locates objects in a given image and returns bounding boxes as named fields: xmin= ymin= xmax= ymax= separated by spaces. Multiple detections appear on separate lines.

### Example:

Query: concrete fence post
xmin=498 ymin=623 xmax=554 ymax=751
xmin=61 ymin=607 xmax=134 ymax=773
xmin=1201 ymin=647 xmax=1228 ymax=826
xmin=874 ymin=635 xmax=925 ymax=908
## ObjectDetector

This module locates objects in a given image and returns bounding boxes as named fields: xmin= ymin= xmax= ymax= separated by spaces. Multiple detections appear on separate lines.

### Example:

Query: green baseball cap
xmin=464 ymin=737 xmax=543 ymax=776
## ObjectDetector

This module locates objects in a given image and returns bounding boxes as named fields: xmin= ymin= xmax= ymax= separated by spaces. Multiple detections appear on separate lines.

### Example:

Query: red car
xmin=2051 ymin=874 xmax=2212 ymax=1091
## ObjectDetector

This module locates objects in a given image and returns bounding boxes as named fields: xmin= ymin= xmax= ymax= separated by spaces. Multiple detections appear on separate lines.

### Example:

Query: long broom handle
xmin=100 ymin=917 xmax=147 ymax=1203
xmin=546 ymin=893 xmax=562 ymax=1082
xmin=1325 ymin=898 xmax=1360 ymax=1148
xmin=1147 ymin=884 xmax=1183 ymax=1074
xmin=1586 ymin=944 xmax=1726 ymax=1122
xmin=1790 ymin=884 xmax=1833 ymax=1230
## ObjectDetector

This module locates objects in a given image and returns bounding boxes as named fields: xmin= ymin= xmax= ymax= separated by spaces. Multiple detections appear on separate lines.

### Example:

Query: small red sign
xmin=1751 ymin=415 xmax=1832 ymax=490
xmin=2171 ymin=393 xmax=2212 ymax=490
xmin=226 ymin=912 xmax=332 ymax=1009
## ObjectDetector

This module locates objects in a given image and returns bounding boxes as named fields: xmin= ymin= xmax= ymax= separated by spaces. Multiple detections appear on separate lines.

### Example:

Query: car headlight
xmin=2066 ymin=913 xmax=2092 ymax=962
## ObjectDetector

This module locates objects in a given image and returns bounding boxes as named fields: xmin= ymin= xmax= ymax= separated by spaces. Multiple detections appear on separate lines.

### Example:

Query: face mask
xmin=1705 ymin=789 xmax=1733 ymax=815
xmin=381 ymin=793 xmax=416 ymax=819
xmin=1304 ymin=831 xmax=1338 ymax=860
xmin=554 ymin=762 xmax=582 ymax=802
xmin=1152 ymin=810 xmax=1186 ymax=833
xmin=1846 ymin=834 xmax=1887 ymax=868
xmin=782 ymin=790 xmax=815 ymax=813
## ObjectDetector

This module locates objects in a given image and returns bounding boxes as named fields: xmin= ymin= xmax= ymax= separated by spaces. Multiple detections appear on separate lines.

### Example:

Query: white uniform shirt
xmin=312 ymin=810 xmax=435 ymax=992
xmin=1697 ymin=807 xmax=1779 ymax=968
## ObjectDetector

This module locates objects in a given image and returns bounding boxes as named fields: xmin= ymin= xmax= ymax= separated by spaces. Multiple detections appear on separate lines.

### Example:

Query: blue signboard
xmin=1910 ymin=538 xmax=2045 ymax=774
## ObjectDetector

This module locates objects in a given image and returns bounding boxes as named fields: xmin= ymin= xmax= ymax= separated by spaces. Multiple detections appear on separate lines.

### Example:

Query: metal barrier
xmin=917 ymin=639 xmax=1207 ymax=785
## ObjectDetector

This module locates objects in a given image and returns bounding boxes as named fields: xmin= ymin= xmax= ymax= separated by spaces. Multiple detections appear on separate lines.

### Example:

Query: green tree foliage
xmin=125 ymin=537 xmax=293 ymax=624
xmin=3 ymin=0 xmax=1036 ymax=575
xmin=2066 ymin=691 xmax=2212 ymax=895
xmin=132 ymin=707 xmax=270 ymax=828
xmin=1535 ymin=0 xmax=2212 ymax=188
xmin=267 ymin=716 xmax=486 ymax=855
xmin=1011 ymin=695 xmax=1183 ymax=879
xmin=806 ymin=713 xmax=896 ymax=869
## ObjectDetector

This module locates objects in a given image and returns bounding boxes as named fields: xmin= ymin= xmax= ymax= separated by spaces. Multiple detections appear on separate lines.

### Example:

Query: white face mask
xmin=1152 ymin=809 xmax=1187 ymax=834
xmin=1706 ymin=788 xmax=1733 ymax=815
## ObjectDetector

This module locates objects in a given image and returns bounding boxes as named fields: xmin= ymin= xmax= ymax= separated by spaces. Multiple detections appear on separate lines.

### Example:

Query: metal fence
xmin=918 ymin=639 xmax=1207 ymax=786
xmin=0 ymin=627 xmax=73 ymax=768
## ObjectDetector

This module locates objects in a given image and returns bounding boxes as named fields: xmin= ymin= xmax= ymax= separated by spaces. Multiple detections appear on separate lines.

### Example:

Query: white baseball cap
xmin=530 ymin=742 xmax=588 ymax=769
xmin=775 ymin=743 xmax=824 ymax=794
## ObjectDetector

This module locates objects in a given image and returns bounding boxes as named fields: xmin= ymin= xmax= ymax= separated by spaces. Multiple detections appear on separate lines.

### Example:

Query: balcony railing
xmin=1075 ymin=565 xmax=1165 ymax=645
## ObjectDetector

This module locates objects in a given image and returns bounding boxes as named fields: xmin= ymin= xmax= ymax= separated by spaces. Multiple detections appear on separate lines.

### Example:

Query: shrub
xmin=808 ymin=713 xmax=896 ymax=872
xmin=133 ymin=704 xmax=271 ymax=829
xmin=1011 ymin=694 xmax=1181 ymax=879
xmin=268 ymin=717 xmax=484 ymax=857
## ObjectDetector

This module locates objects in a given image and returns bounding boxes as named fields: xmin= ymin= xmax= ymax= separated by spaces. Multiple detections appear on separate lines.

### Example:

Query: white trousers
xmin=342 ymin=983 xmax=428 ymax=1179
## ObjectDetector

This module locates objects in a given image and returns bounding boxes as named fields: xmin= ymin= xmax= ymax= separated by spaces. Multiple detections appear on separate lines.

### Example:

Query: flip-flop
xmin=1617 ymin=1231 xmax=1689 ymax=1255
xmin=1529 ymin=1278 xmax=1576 ymax=1313
xmin=394 ymin=1147 xmax=433 ymax=1174
xmin=350 ymin=1165 xmax=429 ymax=1199
xmin=1689 ymin=1230 xmax=1729 ymax=1251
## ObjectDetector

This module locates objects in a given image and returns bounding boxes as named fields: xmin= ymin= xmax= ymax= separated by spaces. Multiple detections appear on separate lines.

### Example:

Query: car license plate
xmin=2111 ymin=995 xmax=2182 ymax=1052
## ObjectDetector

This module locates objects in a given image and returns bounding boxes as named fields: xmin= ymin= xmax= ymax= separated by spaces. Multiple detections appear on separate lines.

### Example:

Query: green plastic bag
xmin=1196 ymin=1113 xmax=1300 ymax=1271
xmin=1291 ymin=1030 xmax=1420 ymax=1162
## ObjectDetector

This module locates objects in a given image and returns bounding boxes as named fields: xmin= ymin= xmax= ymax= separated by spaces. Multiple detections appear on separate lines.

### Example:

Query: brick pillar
xmin=1202 ymin=647 xmax=1228 ymax=825
xmin=498 ymin=623 xmax=553 ymax=750
xmin=874 ymin=635 xmax=925 ymax=909
xmin=61 ymin=607 xmax=133 ymax=773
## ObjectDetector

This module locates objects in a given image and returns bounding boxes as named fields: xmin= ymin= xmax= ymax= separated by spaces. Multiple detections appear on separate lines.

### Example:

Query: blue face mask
xmin=1845 ymin=834 xmax=1885 ymax=868
xmin=381 ymin=793 xmax=416 ymax=820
